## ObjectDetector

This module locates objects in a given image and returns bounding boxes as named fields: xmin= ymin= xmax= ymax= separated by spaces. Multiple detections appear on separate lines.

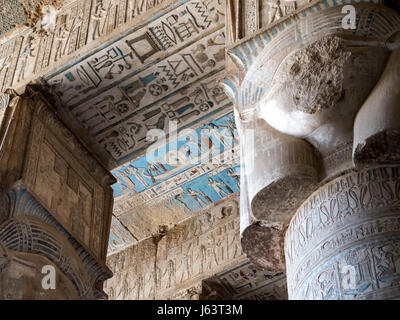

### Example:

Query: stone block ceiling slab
xmin=43 ymin=0 xmax=228 ymax=167
xmin=0 ymin=0 xmax=236 ymax=256
xmin=108 ymin=111 xmax=240 ymax=254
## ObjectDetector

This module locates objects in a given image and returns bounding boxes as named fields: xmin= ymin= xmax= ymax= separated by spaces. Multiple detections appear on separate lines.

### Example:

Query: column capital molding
xmin=0 ymin=87 xmax=115 ymax=299
xmin=222 ymin=0 xmax=397 ymax=113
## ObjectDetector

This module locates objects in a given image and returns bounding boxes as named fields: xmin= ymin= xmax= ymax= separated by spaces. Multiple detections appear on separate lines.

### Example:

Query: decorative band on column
xmin=0 ymin=216 xmax=94 ymax=299
xmin=285 ymin=165 xmax=400 ymax=299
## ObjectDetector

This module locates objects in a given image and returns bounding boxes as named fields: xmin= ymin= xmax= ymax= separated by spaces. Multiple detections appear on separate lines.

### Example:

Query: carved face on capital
xmin=258 ymin=35 xmax=388 ymax=151
xmin=0 ymin=248 xmax=79 ymax=300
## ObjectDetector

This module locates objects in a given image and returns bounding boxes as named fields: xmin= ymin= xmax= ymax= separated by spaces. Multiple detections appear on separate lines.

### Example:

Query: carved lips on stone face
xmin=259 ymin=35 xmax=389 ymax=154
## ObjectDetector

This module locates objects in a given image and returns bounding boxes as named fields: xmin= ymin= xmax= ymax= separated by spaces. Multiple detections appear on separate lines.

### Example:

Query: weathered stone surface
xmin=260 ymin=32 xmax=390 ymax=157
xmin=228 ymin=2 xmax=400 ymax=176
xmin=1 ymin=0 xmax=400 ymax=302
xmin=246 ymin=117 xmax=320 ymax=223
xmin=224 ymin=1 xmax=400 ymax=301
xmin=241 ymin=223 xmax=286 ymax=272
xmin=202 ymin=262 xmax=287 ymax=300
xmin=108 ymin=110 xmax=240 ymax=253
xmin=104 ymin=196 xmax=289 ymax=299
xmin=237 ymin=109 xmax=319 ymax=272
xmin=0 ymin=0 xmax=175 ymax=94
xmin=274 ymin=36 xmax=351 ymax=115
xmin=226 ymin=0 xmax=312 ymax=44
xmin=0 ymin=244 xmax=79 ymax=300
xmin=0 ymin=0 xmax=65 ymax=38
xmin=353 ymin=44 xmax=400 ymax=166
xmin=0 ymin=92 xmax=115 ymax=299
xmin=19 ymin=92 xmax=114 ymax=261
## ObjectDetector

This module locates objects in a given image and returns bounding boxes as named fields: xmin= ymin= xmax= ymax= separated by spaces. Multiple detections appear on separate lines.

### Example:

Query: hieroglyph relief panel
xmin=226 ymin=0 xmax=309 ymax=42
xmin=22 ymin=97 xmax=114 ymax=261
xmin=0 ymin=0 xmax=175 ymax=92
xmin=204 ymin=261 xmax=287 ymax=299
xmin=44 ymin=0 xmax=227 ymax=164
xmin=46 ymin=1 xmax=225 ymax=106
xmin=104 ymin=198 xmax=247 ymax=299
xmin=107 ymin=112 xmax=240 ymax=249
xmin=112 ymin=112 xmax=239 ymax=203
xmin=156 ymin=205 xmax=243 ymax=296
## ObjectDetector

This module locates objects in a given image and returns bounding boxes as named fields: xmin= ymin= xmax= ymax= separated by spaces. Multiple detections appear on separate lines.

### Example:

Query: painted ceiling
xmin=37 ymin=0 xmax=238 ymax=255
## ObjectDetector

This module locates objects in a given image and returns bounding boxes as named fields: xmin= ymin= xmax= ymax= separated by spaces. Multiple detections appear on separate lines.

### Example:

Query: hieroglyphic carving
xmin=0 ymin=92 xmax=115 ymax=265
xmin=203 ymin=262 xmax=287 ymax=299
xmin=244 ymin=0 xmax=259 ymax=36
xmin=46 ymin=0 xmax=224 ymax=103
xmin=37 ymin=0 xmax=227 ymax=165
xmin=20 ymin=95 xmax=115 ymax=260
xmin=0 ymin=0 xmax=174 ymax=93
xmin=262 ymin=0 xmax=297 ymax=25
xmin=285 ymin=166 xmax=400 ymax=299
xmin=292 ymin=237 xmax=400 ymax=300
xmin=105 ymin=111 xmax=240 ymax=244
xmin=0 ymin=36 xmax=23 ymax=92
xmin=104 ymin=198 xmax=247 ymax=299
xmin=225 ymin=0 xmax=305 ymax=43
xmin=155 ymin=199 xmax=244 ymax=296
xmin=91 ymin=66 xmax=228 ymax=162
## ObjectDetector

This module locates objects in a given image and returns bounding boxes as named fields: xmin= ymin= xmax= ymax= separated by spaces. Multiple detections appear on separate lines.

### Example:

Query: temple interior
xmin=0 ymin=0 xmax=399 ymax=300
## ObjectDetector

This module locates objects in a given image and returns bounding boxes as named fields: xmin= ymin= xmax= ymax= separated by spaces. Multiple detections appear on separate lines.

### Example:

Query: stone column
xmin=285 ymin=165 xmax=400 ymax=299
xmin=0 ymin=90 xmax=115 ymax=299
xmin=224 ymin=0 xmax=400 ymax=299
xmin=284 ymin=18 xmax=400 ymax=299
xmin=237 ymin=109 xmax=320 ymax=272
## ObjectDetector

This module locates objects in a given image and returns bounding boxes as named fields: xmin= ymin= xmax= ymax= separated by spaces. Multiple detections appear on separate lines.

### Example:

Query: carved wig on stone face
xmin=258 ymin=34 xmax=389 ymax=153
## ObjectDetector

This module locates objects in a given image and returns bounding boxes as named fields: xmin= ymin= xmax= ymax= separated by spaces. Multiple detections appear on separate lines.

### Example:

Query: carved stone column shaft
xmin=285 ymin=166 xmax=400 ymax=300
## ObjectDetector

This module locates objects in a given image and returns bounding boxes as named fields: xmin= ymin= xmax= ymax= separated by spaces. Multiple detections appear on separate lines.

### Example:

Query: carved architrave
xmin=104 ymin=198 xmax=249 ymax=300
